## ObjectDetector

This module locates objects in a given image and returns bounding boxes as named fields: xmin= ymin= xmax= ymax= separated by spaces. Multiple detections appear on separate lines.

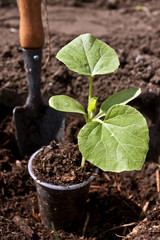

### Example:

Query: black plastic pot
xmin=28 ymin=147 xmax=98 ymax=230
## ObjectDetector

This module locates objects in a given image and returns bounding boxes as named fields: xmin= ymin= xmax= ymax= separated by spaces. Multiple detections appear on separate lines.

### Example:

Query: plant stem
xmin=81 ymin=156 xmax=86 ymax=169
xmin=87 ymin=75 xmax=93 ymax=122
xmin=89 ymin=75 xmax=93 ymax=101
xmin=81 ymin=76 xmax=94 ymax=168
xmin=51 ymin=222 xmax=59 ymax=240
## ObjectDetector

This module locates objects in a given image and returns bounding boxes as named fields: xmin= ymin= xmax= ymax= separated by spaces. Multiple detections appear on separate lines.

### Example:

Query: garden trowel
xmin=13 ymin=0 xmax=64 ymax=156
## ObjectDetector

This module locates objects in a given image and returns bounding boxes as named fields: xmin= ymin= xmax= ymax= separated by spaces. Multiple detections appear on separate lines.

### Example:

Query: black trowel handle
xmin=22 ymin=48 xmax=43 ymax=106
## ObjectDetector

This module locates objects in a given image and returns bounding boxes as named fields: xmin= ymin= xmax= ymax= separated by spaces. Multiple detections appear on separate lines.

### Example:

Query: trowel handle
xmin=17 ymin=0 xmax=44 ymax=49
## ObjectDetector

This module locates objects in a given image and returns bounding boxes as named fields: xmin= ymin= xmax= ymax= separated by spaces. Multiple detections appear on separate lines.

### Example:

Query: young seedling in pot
xmin=49 ymin=33 xmax=149 ymax=173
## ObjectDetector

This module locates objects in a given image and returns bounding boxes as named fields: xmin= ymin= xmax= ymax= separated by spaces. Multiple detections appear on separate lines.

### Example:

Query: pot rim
xmin=28 ymin=146 xmax=98 ymax=191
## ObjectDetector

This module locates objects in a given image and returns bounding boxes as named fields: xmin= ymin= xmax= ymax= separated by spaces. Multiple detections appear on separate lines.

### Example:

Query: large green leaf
xmin=56 ymin=33 xmax=119 ymax=76
xmin=97 ymin=88 xmax=141 ymax=118
xmin=49 ymin=95 xmax=86 ymax=115
xmin=78 ymin=105 xmax=149 ymax=172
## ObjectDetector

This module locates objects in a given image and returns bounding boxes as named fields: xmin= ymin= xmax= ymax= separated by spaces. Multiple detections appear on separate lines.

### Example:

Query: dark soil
xmin=0 ymin=0 xmax=160 ymax=239
xmin=32 ymin=141 xmax=96 ymax=186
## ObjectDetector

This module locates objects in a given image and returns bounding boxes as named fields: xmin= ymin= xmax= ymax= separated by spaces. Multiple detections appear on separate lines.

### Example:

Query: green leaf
xmin=88 ymin=97 xmax=98 ymax=120
xmin=49 ymin=95 xmax=86 ymax=115
xmin=56 ymin=33 xmax=119 ymax=76
xmin=97 ymin=88 xmax=141 ymax=118
xmin=78 ymin=105 xmax=149 ymax=172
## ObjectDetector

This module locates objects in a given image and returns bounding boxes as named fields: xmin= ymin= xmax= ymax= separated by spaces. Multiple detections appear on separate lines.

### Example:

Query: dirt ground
xmin=0 ymin=0 xmax=160 ymax=239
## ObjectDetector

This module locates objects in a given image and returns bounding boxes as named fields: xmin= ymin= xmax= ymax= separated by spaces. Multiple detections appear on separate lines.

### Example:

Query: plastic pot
xmin=28 ymin=147 xmax=98 ymax=230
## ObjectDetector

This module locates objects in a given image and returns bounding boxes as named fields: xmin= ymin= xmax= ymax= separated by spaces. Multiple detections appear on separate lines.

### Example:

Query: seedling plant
xmin=49 ymin=33 xmax=149 ymax=173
